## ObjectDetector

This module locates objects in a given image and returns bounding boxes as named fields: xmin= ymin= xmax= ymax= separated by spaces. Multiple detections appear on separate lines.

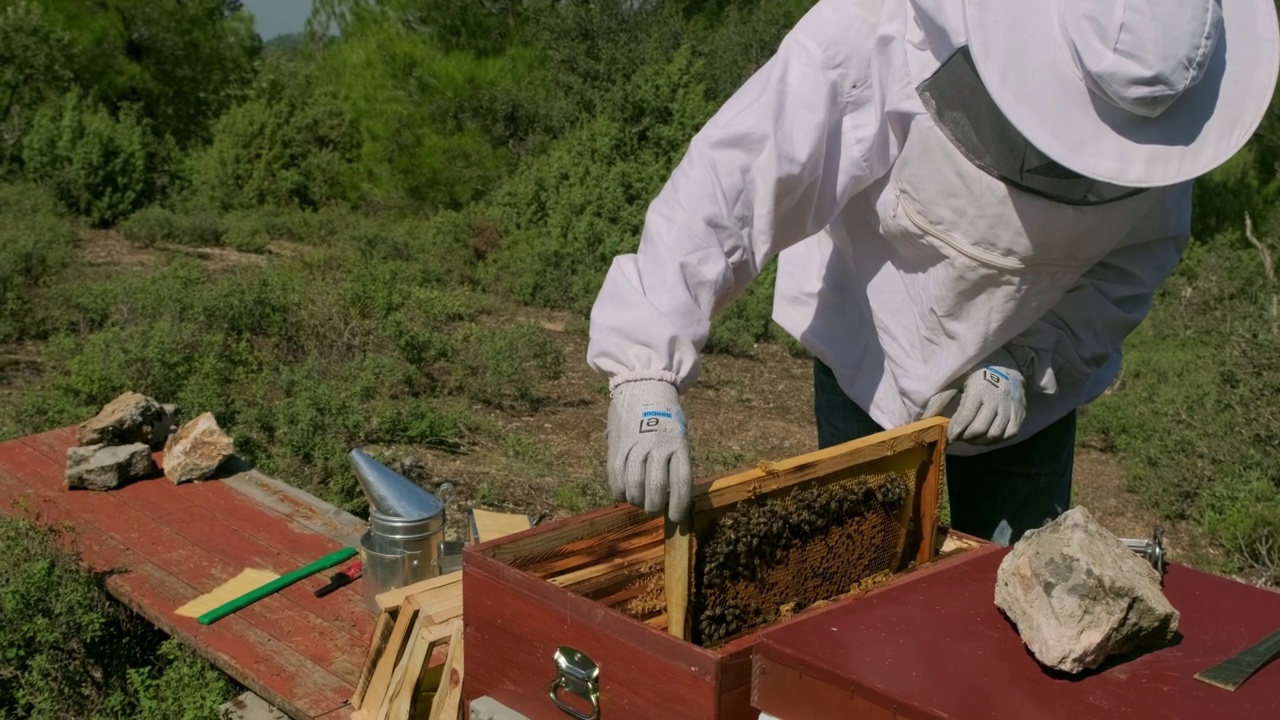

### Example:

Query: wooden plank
xmin=914 ymin=426 xmax=945 ymax=566
xmin=1 ymin=438 xmax=367 ymax=682
xmin=219 ymin=465 xmax=367 ymax=548
xmin=689 ymin=417 xmax=948 ymax=512
xmin=21 ymin=430 xmax=372 ymax=641
xmin=428 ymin=622 xmax=464 ymax=720
xmin=463 ymin=553 xmax=721 ymax=719
xmin=101 ymin=471 xmax=368 ymax=642
xmin=0 ymin=428 xmax=378 ymax=719
xmin=517 ymin=514 xmax=663 ymax=578
xmin=664 ymin=516 xmax=693 ymax=641
xmin=359 ymin=595 xmax=422 ymax=717
xmin=376 ymin=571 xmax=460 ymax=612
xmin=0 ymin=466 xmax=353 ymax=719
xmin=479 ymin=504 xmax=651 ymax=566
xmin=548 ymin=544 xmax=663 ymax=588
xmin=351 ymin=608 xmax=398 ymax=710
xmin=23 ymin=429 xmax=353 ymax=569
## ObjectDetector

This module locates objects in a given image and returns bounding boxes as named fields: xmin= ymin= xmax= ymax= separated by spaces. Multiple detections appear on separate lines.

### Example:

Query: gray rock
xmin=994 ymin=506 xmax=1179 ymax=673
xmin=150 ymin=403 xmax=180 ymax=448
xmin=65 ymin=443 xmax=158 ymax=491
xmin=78 ymin=391 xmax=169 ymax=448
xmin=163 ymin=412 xmax=235 ymax=484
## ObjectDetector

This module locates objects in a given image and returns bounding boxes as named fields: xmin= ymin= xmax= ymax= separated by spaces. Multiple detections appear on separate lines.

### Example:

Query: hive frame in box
xmin=461 ymin=417 xmax=971 ymax=719
xmin=665 ymin=416 xmax=947 ymax=640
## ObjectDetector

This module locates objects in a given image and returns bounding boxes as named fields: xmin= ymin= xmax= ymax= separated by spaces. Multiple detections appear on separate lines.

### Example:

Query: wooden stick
xmin=376 ymin=571 xmax=461 ymax=612
xmin=428 ymin=622 xmax=465 ymax=720
xmin=521 ymin=516 xmax=663 ymax=578
xmin=359 ymin=595 xmax=421 ymax=714
xmin=350 ymin=607 xmax=398 ymax=709
xmin=664 ymin=515 xmax=693 ymax=640
xmin=196 ymin=546 xmax=358 ymax=625
xmin=914 ymin=425 xmax=945 ymax=565
xmin=549 ymin=545 xmax=664 ymax=588
xmin=689 ymin=417 xmax=948 ymax=513
xmin=382 ymin=618 xmax=434 ymax=720
xmin=490 ymin=507 xmax=649 ymax=567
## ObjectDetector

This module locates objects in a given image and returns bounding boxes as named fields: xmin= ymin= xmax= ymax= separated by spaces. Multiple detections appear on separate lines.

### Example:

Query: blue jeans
xmin=813 ymin=359 xmax=1074 ymax=546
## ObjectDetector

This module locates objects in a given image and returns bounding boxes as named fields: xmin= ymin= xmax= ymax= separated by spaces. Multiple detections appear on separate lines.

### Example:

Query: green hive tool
xmin=197 ymin=546 xmax=358 ymax=626
xmin=1194 ymin=628 xmax=1280 ymax=691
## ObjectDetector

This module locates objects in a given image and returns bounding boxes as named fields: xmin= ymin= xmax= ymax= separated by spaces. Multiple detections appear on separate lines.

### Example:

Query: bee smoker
xmin=349 ymin=448 xmax=450 ymax=612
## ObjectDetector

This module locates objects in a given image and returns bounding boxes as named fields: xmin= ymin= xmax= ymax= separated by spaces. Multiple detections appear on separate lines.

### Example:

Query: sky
xmin=242 ymin=0 xmax=313 ymax=39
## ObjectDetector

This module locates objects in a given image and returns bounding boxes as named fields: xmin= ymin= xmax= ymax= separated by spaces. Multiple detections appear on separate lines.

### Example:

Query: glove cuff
xmin=608 ymin=370 xmax=680 ymax=394
xmin=983 ymin=346 xmax=1026 ymax=380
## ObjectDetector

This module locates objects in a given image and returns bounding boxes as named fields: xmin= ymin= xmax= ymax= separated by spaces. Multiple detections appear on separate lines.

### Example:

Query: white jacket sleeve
xmin=1005 ymin=183 xmax=1193 ymax=395
xmin=586 ymin=0 xmax=898 ymax=392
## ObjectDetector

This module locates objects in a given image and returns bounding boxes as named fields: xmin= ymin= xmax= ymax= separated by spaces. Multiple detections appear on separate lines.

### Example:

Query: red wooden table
xmin=753 ymin=545 xmax=1280 ymax=719
xmin=0 ymin=426 xmax=375 ymax=720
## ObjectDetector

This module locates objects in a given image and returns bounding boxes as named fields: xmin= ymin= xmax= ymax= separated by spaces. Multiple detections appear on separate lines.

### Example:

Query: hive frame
xmin=664 ymin=416 xmax=947 ymax=641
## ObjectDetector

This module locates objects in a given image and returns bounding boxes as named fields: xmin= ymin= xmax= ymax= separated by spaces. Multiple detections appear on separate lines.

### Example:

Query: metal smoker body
xmin=350 ymin=448 xmax=448 ymax=611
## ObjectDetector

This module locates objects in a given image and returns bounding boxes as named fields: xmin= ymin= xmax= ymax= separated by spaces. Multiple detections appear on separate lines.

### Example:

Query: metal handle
xmin=549 ymin=647 xmax=600 ymax=720
xmin=1120 ymin=526 xmax=1167 ymax=576
xmin=436 ymin=481 xmax=457 ymax=505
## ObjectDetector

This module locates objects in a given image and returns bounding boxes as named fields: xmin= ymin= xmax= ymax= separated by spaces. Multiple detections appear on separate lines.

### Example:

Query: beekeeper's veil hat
xmin=962 ymin=0 xmax=1279 ymax=188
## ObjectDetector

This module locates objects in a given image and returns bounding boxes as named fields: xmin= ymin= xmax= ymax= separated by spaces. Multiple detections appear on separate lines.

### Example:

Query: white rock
xmin=994 ymin=506 xmax=1179 ymax=673
xmin=162 ymin=412 xmax=235 ymax=484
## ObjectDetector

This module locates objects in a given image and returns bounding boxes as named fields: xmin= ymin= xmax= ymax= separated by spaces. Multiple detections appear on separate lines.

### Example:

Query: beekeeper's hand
xmin=923 ymin=348 xmax=1026 ymax=445
xmin=607 ymin=379 xmax=692 ymax=523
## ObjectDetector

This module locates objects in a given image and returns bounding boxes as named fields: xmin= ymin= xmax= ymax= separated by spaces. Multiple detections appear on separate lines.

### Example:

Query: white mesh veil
xmin=917 ymin=47 xmax=1149 ymax=206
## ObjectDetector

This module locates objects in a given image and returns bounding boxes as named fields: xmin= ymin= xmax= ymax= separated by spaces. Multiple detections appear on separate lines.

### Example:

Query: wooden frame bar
xmin=663 ymin=417 xmax=948 ymax=640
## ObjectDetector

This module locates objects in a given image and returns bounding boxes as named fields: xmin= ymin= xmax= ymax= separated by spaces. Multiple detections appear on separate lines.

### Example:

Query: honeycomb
xmin=692 ymin=469 xmax=912 ymax=645
xmin=613 ymin=558 xmax=665 ymax=619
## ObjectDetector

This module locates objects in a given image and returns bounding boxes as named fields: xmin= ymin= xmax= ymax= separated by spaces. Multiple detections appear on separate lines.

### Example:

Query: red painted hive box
xmin=461 ymin=419 xmax=1000 ymax=719
xmin=751 ymin=544 xmax=1280 ymax=719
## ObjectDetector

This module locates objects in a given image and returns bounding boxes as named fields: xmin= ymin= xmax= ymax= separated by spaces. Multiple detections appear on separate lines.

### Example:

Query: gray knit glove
xmin=606 ymin=378 xmax=692 ymax=522
xmin=923 ymin=348 xmax=1026 ymax=445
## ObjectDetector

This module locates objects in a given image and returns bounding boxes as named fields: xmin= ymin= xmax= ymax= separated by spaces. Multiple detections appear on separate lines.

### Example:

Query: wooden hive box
xmin=750 ymin=547 xmax=1280 ymax=719
xmin=461 ymin=417 xmax=995 ymax=719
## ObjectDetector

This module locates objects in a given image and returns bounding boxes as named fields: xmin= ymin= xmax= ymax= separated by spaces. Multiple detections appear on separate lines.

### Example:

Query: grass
xmin=0 ymin=512 xmax=237 ymax=719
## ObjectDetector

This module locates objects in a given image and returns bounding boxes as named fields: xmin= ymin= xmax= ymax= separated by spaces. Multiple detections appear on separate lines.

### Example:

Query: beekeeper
xmin=586 ymin=0 xmax=1279 ymax=543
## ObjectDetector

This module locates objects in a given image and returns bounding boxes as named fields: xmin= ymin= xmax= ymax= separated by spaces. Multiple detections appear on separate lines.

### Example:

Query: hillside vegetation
xmin=0 ymin=0 xmax=1278 ymax=714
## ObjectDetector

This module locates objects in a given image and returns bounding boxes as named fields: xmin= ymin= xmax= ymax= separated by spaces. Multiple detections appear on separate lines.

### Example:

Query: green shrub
xmin=188 ymin=52 xmax=360 ymax=212
xmin=0 ymin=1 xmax=75 ymax=169
xmin=0 ymin=182 xmax=78 ymax=341
xmin=1083 ymin=240 xmax=1280 ymax=577
xmin=449 ymin=321 xmax=565 ymax=412
xmin=21 ymin=89 xmax=155 ymax=226
xmin=223 ymin=212 xmax=270 ymax=253
xmin=118 ymin=206 xmax=228 ymax=247
xmin=9 ymin=252 xmax=495 ymax=508
xmin=117 ymin=206 xmax=180 ymax=245
xmin=0 ymin=515 xmax=236 ymax=718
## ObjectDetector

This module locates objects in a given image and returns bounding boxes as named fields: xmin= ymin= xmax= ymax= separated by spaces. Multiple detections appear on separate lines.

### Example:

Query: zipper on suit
xmin=894 ymin=187 xmax=1083 ymax=273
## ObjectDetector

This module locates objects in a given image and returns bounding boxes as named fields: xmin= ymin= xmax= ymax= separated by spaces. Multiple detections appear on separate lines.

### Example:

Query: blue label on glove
xmin=638 ymin=407 xmax=686 ymax=435
xmin=982 ymin=366 xmax=1021 ymax=401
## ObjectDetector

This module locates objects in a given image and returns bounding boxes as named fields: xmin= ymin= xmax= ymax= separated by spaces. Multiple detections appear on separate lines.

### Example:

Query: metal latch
xmin=549 ymin=647 xmax=600 ymax=720
xmin=1120 ymin=526 xmax=1167 ymax=575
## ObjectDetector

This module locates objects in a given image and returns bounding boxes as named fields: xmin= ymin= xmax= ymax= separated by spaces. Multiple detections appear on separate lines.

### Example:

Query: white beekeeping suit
xmin=587 ymin=0 xmax=1280 ymax=523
